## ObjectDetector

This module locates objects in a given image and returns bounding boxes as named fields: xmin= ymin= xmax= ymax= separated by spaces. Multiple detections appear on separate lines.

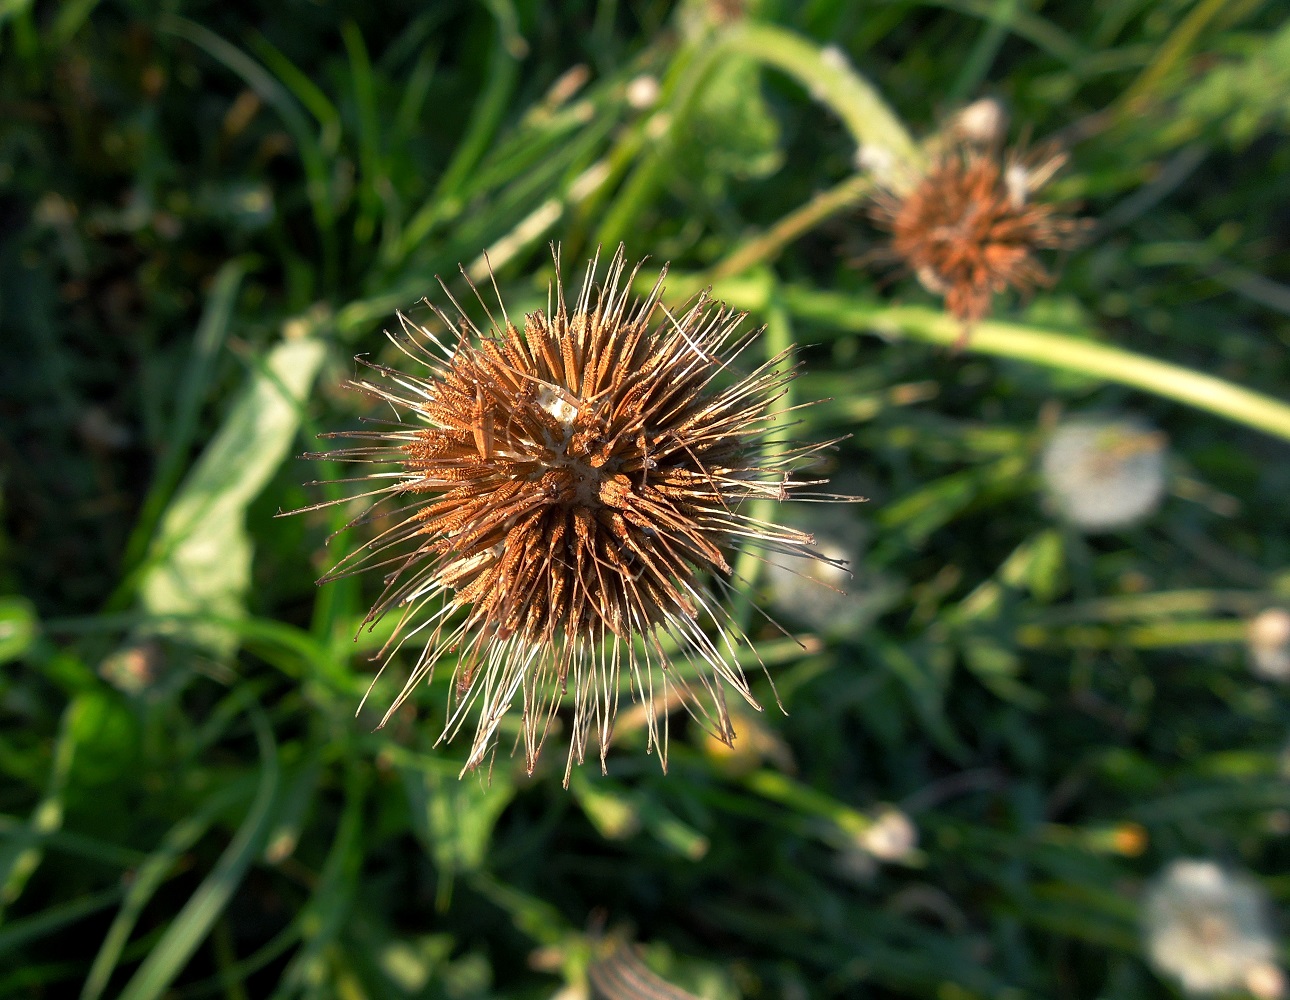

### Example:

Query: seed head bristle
xmin=870 ymin=142 xmax=1086 ymax=337
xmin=306 ymin=245 xmax=847 ymax=784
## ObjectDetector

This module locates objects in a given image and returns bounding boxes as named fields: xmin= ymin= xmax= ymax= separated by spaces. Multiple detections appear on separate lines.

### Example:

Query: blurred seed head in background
xmin=868 ymin=134 xmax=1085 ymax=336
xmin=1143 ymin=859 xmax=1284 ymax=998
xmin=765 ymin=506 xmax=858 ymax=632
xmin=1040 ymin=416 xmax=1168 ymax=532
xmin=765 ymin=500 xmax=900 ymax=641
xmin=1248 ymin=608 xmax=1290 ymax=681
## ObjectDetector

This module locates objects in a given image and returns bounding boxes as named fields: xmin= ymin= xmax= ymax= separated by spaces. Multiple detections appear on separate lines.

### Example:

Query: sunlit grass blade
xmin=0 ymin=884 xmax=124 ymax=959
xmin=113 ymin=701 xmax=279 ymax=1000
xmin=340 ymin=22 xmax=385 ymax=249
xmin=156 ymin=15 xmax=338 ymax=282
xmin=269 ymin=765 xmax=365 ymax=999
xmin=0 ymin=698 xmax=79 ymax=914
xmin=79 ymin=777 xmax=259 ymax=1000
xmin=116 ymin=259 xmax=247 ymax=590
xmin=391 ymin=25 xmax=520 ymax=264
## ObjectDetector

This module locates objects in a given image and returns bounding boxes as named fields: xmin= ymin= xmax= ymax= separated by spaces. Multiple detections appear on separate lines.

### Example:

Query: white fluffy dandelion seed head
xmin=1143 ymin=859 xmax=1280 ymax=996
xmin=1249 ymin=608 xmax=1290 ymax=681
xmin=1041 ymin=417 xmax=1167 ymax=532
xmin=859 ymin=806 xmax=918 ymax=862
xmin=765 ymin=507 xmax=862 ymax=634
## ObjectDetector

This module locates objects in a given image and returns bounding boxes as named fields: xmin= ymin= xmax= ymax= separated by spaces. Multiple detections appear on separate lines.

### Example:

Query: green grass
xmin=2 ymin=0 xmax=1290 ymax=997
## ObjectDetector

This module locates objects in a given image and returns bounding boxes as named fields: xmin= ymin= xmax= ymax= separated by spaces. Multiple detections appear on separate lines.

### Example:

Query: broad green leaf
xmin=118 ymin=260 xmax=247 ymax=584
xmin=139 ymin=334 xmax=326 ymax=658
xmin=677 ymin=53 xmax=782 ymax=188
xmin=400 ymin=762 xmax=514 ymax=910
xmin=0 ymin=596 xmax=37 ymax=664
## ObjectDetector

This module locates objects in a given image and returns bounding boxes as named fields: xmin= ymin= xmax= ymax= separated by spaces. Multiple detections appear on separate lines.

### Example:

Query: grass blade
xmin=114 ymin=701 xmax=279 ymax=1000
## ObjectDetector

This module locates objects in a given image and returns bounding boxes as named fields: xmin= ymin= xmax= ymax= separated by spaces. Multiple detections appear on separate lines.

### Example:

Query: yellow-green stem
xmin=726 ymin=22 xmax=919 ymax=169
xmin=708 ymin=173 xmax=874 ymax=281
xmin=725 ymin=286 xmax=1290 ymax=445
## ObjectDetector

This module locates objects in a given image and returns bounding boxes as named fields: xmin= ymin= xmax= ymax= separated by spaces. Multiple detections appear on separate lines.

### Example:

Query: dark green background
xmin=2 ymin=0 xmax=1290 ymax=996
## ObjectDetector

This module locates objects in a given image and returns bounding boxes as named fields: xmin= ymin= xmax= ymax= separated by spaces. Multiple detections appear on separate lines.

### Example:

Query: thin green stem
xmin=946 ymin=0 xmax=1019 ymax=104
xmin=726 ymin=22 xmax=919 ymax=168
xmin=730 ymin=286 xmax=1290 ymax=445
xmin=708 ymin=173 xmax=874 ymax=281
xmin=729 ymin=302 xmax=796 ymax=636
xmin=1117 ymin=0 xmax=1257 ymax=117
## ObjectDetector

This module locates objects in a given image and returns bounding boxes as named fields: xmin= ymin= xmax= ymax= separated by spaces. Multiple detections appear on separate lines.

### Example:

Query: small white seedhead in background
xmin=766 ymin=508 xmax=857 ymax=631
xmin=948 ymin=97 xmax=1009 ymax=148
xmin=625 ymin=74 xmax=660 ymax=109
xmin=820 ymin=44 xmax=851 ymax=71
xmin=859 ymin=806 xmax=918 ymax=862
xmin=1248 ymin=608 xmax=1290 ymax=681
xmin=855 ymin=143 xmax=909 ymax=193
xmin=1040 ymin=416 xmax=1168 ymax=532
xmin=836 ymin=805 xmax=919 ymax=883
xmin=1004 ymin=161 xmax=1032 ymax=208
xmin=1248 ymin=963 xmax=1289 ymax=1000
xmin=1143 ymin=859 xmax=1282 ymax=997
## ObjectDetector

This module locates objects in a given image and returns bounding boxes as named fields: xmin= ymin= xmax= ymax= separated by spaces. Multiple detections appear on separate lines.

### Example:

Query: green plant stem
xmin=599 ymin=22 xmax=913 ymax=252
xmin=718 ymin=285 xmax=1290 ymax=444
xmin=1028 ymin=589 xmax=1273 ymax=624
xmin=708 ymin=173 xmax=874 ymax=281
xmin=591 ymin=46 xmax=708 ymax=251
xmin=1017 ymin=619 xmax=1249 ymax=650
xmin=726 ymin=22 xmax=919 ymax=168
xmin=742 ymin=769 xmax=872 ymax=839
xmin=946 ymin=0 xmax=1019 ymax=104
xmin=728 ymin=301 xmax=796 ymax=636
xmin=1117 ymin=0 xmax=1259 ymax=117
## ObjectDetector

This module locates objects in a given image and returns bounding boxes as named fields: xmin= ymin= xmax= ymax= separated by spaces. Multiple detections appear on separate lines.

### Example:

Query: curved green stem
xmin=726 ymin=22 xmax=919 ymax=169
xmin=599 ymin=22 xmax=915 ymax=252
xmin=709 ymin=173 xmax=874 ymax=281
xmin=712 ymin=283 xmax=1290 ymax=444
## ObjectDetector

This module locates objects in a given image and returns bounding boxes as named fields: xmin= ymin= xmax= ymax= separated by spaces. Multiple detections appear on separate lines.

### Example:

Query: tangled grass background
xmin=3 ymin=1 xmax=1290 ymax=997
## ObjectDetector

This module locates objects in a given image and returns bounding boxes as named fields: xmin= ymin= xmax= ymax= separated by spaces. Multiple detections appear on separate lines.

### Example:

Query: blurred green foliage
xmin=2 ymin=0 xmax=1290 ymax=997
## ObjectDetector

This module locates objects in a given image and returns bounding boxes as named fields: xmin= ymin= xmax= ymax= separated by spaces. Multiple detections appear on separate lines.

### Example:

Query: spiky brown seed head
xmin=311 ymin=246 xmax=843 ymax=784
xmin=870 ymin=144 xmax=1084 ymax=333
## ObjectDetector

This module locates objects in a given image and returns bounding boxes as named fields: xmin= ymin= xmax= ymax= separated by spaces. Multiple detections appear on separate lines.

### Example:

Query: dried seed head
xmin=307 ymin=246 xmax=846 ymax=783
xmin=869 ymin=143 xmax=1085 ymax=334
